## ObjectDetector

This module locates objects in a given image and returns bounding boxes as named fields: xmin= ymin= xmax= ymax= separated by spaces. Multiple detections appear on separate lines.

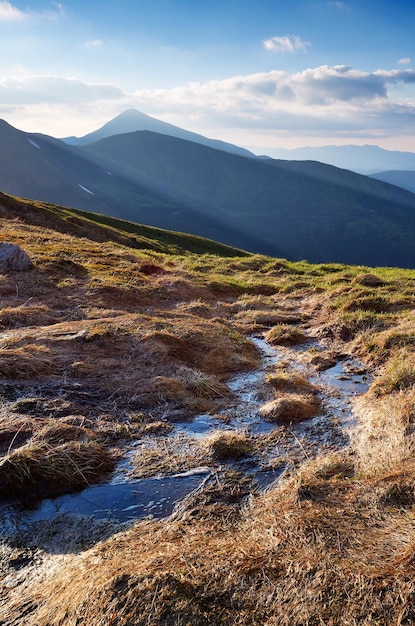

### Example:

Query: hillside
xmin=370 ymin=169 xmax=415 ymax=195
xmin=2 ymin=194 xmax=415 ymax=624
xmin=4 ymin=116 xmax=415 ymax=267
xmin=82 ymin=130 xmax=415 ymax=267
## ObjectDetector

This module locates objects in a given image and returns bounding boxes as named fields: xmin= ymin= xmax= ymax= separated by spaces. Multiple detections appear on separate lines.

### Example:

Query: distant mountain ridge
xmin=3 ymin=113 xmax=415 ymax=267
xmin=267 ymin=144 xmax=415 ymax=174
xmin=63 ymin=108 xmax=255 ymax=159
xmin=369 ymin=170 xmax=415 ymax=195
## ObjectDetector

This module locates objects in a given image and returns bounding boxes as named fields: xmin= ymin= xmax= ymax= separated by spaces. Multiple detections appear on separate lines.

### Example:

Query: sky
xmin=1 ymin=0 xmax=415 ymax=154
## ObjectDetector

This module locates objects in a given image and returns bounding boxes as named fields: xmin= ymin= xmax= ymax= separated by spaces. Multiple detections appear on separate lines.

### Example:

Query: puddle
xmin=0 ymin=470 xmax=210 ymax=534
xmin=0 ymin=334 xmax=369 ymax=535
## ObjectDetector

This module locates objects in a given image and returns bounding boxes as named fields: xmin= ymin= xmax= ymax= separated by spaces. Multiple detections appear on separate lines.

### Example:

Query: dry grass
xmin=0 ymin=304 xmax=57 ymax=329
xmin=0 ymin=342 xmax=57 ymax=379
xmin=4 ymin=197 xmax=415 ymax=624
xmin=0 ymin=439 xmax=115 ymax=498
xmin=353 ymin=388 xmax=415 ymax=477
xmin=266 ymin=370 xmax=321 ymax=395
xmin=4 ymin=460 xmax=415 ymax=625
xmin=204 ymin=430 xmax=253 ymax=460
xmin=259 ymin=394 xmax=321 ymax=423
xmin=265 ymin=323 xmax=307 ymax=346
xmin=130 ymin=434 xmax=208 ymax=478
xmin=371 ymin=350 xmax=415 ymax=396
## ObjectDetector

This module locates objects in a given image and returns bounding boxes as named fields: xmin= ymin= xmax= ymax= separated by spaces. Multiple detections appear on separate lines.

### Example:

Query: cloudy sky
xmin=1 ymin=0 xmax=415 ymax=153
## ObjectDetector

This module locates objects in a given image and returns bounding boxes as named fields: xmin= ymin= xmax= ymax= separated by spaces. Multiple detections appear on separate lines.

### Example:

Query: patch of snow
xmin=28 ymin=139 xmax=41 ymax=149
xmin=170 ymin=467 xmax=211 ymax=479
xmin=122 ymin=504 xmax=141 ymax=512
xmin=78 ymin=184 xmax=95 ymax=195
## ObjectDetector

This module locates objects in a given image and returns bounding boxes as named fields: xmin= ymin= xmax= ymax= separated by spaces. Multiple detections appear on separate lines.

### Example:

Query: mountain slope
xmin=370 ymin=170 xmax=415 ymax=195
xmin=81 ymin=130 xmax=415 ymax=268
xmin=4 ymin=117 xmax=415 ymax=266
xmin=0 ymin=191 xmax=247 ymax=257
xmin=63 ymin=108 xmax=254 ymax=158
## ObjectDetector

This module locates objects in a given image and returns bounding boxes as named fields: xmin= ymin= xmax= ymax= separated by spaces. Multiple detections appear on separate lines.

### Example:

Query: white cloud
xmin=0 ymin=1 xmax=25 ymax=21
xmin=398 ymin=58 xmax=411 ymax=65
xmin=0 ymin=1 xmax=64 ymax=22
xmin=0 ymin=75 xmax=125 ymax=105
xmin=83 ymin=40 xmax=103 ymax=48
xmin=1 ymin=65 xmax=415 ymax=145
xmin=263 ymin=35 xmax=310 ymax=53
xmin=125 ymin=65 xmax=415 ymax=144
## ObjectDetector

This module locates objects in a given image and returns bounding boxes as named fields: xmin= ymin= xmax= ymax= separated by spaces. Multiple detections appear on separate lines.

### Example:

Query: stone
xmin=0 ymin=242 xmax=33 ymax=273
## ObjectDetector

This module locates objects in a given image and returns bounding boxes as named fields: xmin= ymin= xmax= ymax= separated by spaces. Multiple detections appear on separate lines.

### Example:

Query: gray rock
xmin=0 ymin=242 xmax=32 ymax=273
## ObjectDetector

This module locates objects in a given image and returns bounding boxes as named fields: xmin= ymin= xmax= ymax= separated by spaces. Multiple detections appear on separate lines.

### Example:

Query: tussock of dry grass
xmin=0 ymin=343 xmax=57 ymax=379
xmin=130 ymin=434 xmax=208 ymax=478
xmin=0 ymin=439 xmax=115 ymax=497
xmin=265 ymin=323 xmax=307 ymax=346
xmin=353 ymin=388 xmax=415 ymax=477
xmin=354 ymin=272 xmax=386 ymax=287
xmin=32 ymin=421 xmax=96 ymax=445
xmin=266 ymin=370 xmax=320 ymax=395
xmin=0 ymin=304 xmax=57 ymax=329
xmin=259 ymin=394 xmax=321 ymax=423
xmin=204 ymin=430 xmax=252 ymax=460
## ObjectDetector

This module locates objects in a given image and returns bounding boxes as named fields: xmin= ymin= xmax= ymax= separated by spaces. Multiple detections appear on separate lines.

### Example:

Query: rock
xmin=0 ymin=242 xmax=32 ymax=273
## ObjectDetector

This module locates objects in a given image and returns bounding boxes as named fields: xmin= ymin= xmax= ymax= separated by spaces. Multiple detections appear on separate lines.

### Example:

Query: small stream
xmin=0 ymin=335 xmax=369 ymax=534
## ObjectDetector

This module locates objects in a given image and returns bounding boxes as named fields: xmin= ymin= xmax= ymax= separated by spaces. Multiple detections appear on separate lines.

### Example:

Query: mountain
xmin=4 ymin=116 xmax=415 ymax=267
xmin=369 ymin=170 xmax=415 ymax=195
xmin=63 ymin=108 xmax=255 ymax=158
xmin=79 ymin=130 xmax=415 ymax=267
xmin=267 ymin=144 xmax=415 ymax=174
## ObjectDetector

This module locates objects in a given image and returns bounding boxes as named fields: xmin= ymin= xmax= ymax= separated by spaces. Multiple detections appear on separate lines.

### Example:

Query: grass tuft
xmin=259 ymin=394 xmax=321 ymax=423
xmin=205 ymin=430 xmax=253 ymax=460
xmin=0 ymin=440 xmax=115 ymax=498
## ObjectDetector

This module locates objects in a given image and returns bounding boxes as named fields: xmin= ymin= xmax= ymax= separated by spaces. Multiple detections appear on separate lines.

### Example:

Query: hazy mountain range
xmin=2 ymin=110 xmax=415 ymax=267
xmin=267 ymin=144 xmax=415 ymax=176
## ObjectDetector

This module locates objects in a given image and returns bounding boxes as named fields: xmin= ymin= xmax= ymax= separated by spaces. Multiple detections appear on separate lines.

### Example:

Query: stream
xmin=0 ymin=335 xmax=368 ymax=535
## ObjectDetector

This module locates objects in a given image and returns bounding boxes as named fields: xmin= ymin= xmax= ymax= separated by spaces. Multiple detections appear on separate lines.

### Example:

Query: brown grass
xmin=0 ymin=439 xmax=115 ymax=498
xmin=5 ymin=461 xmax=415 ymax=625
xmin=0 ymin=342 xmax=57 ymax=379
xmin=266 ymin=370 xmax=321 ymax=395
xmin=0 ymin=304 xmax=57 ymax=329
xmin=130 ymin=434 xmax=208 ymax=478
xmin=205 ymin=430 xmax=253 ymax=460
xmin=265 ymin=324 xmax=307 ymax=346
xmin=259 ymin=394 xmax=321 ymax=423
xmin=4 ymin=196 xmax=415 ymax=624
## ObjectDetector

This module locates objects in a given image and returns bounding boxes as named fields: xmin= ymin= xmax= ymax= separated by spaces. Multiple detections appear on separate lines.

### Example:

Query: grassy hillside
xmin=0 ymin=192 xmax=247 ymax=257
xmin=4 ymin=117 xmax=415 ymax=266
xmin=2 ymin=194 xmax=415 ymax=624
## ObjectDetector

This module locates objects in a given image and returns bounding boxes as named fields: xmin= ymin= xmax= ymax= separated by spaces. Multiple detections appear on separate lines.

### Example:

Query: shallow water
xmin=0 ymin=335 xmax=369 ymax=533
xmin=0 ymin=469 xmax=210 ymax=533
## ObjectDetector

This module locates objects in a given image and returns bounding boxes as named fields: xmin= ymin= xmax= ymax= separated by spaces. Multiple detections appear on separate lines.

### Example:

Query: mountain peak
xmin=61 ymin=109 xmax=255 ymax=158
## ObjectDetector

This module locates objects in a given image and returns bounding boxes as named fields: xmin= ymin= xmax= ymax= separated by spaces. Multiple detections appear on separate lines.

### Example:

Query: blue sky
xmin=1 ymin=0 xmax=415 ymax=153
